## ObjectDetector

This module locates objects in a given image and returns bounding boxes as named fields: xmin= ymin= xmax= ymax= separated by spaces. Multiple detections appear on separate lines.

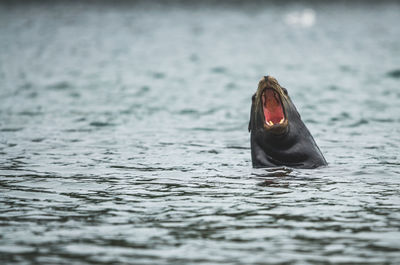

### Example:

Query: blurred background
xmin=1 ymin=0 xmax=400 ymax=264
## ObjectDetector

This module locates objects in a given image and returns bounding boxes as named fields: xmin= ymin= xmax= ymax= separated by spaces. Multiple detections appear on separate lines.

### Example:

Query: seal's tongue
xmin=263 ymin=90 xmax=284 ymax=124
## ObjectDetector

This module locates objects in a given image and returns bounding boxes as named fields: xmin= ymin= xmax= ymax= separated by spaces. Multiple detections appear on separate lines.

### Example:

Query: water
xmin=1 ymin=1 xmax=400 ymax=264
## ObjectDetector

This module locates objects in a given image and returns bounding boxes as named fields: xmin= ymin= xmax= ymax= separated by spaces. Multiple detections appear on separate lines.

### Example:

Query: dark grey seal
xmin=248 ymin=76 xmax=327 ymax=169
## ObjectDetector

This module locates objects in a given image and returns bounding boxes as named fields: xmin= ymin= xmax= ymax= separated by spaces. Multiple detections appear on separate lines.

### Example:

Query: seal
xmin=248 ymin=76 xmax=327 ymax=169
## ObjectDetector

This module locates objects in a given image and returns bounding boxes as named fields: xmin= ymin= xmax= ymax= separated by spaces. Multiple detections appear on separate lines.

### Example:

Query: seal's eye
xmin=282 ymin=87 xmax=288 ymax=95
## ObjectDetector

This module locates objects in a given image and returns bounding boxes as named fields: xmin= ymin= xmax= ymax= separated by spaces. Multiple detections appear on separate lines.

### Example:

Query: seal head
xmin=249 ymin=76 xmax=327 ymax=168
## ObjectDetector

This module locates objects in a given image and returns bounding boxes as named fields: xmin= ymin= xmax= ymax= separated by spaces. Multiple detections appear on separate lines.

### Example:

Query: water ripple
xmin=1 ymin=1 xmax=400 ymax=264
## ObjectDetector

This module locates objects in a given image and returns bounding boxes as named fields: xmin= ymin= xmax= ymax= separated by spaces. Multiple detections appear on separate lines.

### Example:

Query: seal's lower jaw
xmin=262 ymin=89 xmax=288 ymax=134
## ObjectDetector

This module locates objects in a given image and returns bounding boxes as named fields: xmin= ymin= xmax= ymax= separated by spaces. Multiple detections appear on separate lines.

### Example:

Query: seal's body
xmin=249 ymin=76 xmax=327 ymax=169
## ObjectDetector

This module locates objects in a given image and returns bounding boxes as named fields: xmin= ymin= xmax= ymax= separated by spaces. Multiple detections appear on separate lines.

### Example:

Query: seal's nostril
xmin=264 ymin=76 xmax=269 ymax=81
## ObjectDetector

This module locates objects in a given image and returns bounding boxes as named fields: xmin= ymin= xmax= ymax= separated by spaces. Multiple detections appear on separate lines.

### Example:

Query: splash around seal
xmin=249 ymin=76 xmax=327 ymax=169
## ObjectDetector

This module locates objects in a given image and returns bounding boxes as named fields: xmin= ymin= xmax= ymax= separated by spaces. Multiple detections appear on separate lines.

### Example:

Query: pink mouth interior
xmin=262 ymin=89 xmax=285 ymax=124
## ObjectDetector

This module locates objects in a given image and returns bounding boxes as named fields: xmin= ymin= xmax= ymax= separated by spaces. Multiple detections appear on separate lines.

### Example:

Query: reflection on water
xmin=1 ymin=1 xmax=400 ymax=264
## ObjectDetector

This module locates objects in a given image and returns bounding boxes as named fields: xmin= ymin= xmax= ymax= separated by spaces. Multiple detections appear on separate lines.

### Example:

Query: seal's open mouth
xmin=262 ymin=89 xmax=285 ymax=126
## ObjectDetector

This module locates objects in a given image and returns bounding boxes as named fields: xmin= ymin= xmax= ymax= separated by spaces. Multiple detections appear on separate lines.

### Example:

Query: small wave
xmin=189 ymin=53 xmax=199 ymax=62
xmin=46 ymin=81 xmax=72 ymax=90
xmin=0 ymin=127 xmax=23 ymax=132
xmin=31 ymin=138 xmax=45 ymax=143
xmin=110 ymin=165 xmax=192 ymax=172
xmin=370 ymin=118 xmax=394 ymax=123
xmin=18 ymin=82 xmax=33 ymax=91
xmin=179 ymin=108 xmax=199 ymax=115
xmin=348 ymin=118 xmax=368 ymax=128
xmin=199 ymin=149 xmax=219 ymax=154
xmin=328 ymin=85 xmax=339 ymax=91
xmin=225 ymin=82 xmax=237 ymax=90
xmin=63 ymin=128 xmax=93 ymax=132
xmin=152 ymin=72 xmax=166 ymax=79
xmin=18 ymin=111 xmax=43 ymax=116
xmin=210 ymin=66 xmax=227 ymax=74
xmin=134 ymin=86 xmax=150 ymax=97
xmin=190 ymin=127 xmax=217 ymax=131
xmin=304 ymin=119 xmax=317 ymax=124
xmin=330 ymin=112 xmax=351 ymax=122
xmin=339 ymin=65 xmax=356 ymax=73
xmin=89 ymin=121 xmax=115 ymax=127
xmin=386 ymin=69 xmax=400 ymax=79
xmin=226 ymin=145 xmax=249 ymax=150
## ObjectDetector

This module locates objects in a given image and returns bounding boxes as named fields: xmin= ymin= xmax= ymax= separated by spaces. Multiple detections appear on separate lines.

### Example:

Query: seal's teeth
xmin=266 ymin=121 xmax=273 ymax=126
xmin=279 ymin=118 xmax=284 ymax=124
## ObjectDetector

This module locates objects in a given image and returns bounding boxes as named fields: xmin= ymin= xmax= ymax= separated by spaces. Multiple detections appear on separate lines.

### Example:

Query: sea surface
xmin=1 ymin=1 xmax=400 ymax=264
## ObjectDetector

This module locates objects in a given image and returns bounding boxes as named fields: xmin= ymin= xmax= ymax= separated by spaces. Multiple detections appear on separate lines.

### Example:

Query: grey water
xmin=1 ymin=1 xmax=400 ymax=264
